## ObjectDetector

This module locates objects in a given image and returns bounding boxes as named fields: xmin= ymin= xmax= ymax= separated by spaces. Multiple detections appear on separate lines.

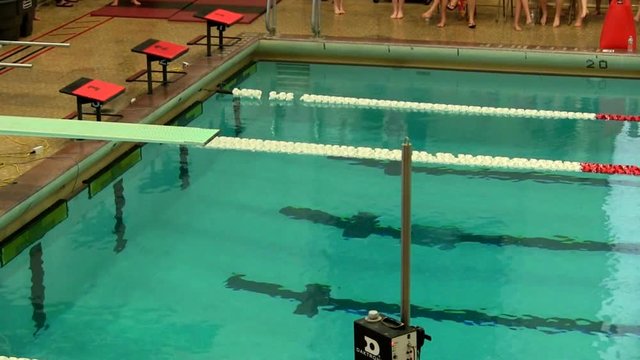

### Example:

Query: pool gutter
xmin=254 ymin=37 xmax=640 ymax=78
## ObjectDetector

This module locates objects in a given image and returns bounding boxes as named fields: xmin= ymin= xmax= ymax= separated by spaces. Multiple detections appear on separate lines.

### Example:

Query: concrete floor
xmin=0 ymin=0 xmax=635 ymax=218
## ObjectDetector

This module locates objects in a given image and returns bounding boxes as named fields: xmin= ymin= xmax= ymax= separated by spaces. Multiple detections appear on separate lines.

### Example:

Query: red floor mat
xmin=168 ymin=0 xmax=270 ymax=24
xmin=90 ymin=0 xmax=194 ymax=19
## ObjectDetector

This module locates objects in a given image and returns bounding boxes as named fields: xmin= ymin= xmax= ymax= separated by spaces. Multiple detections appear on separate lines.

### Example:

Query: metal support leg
xmin=217 ymin=25 xmax=225 ymax=50
xmin=160 ymin=60 xmax=168 ymax=86
xmin=206 ymin=23 xmax=212 ymax=57
xmin=92 ymin=102 xmax=102 ymax=122
xmin=76 ymin=97 xmax=83 ymax=120
xmin=146 ymin=56 xmax=153 ymax=94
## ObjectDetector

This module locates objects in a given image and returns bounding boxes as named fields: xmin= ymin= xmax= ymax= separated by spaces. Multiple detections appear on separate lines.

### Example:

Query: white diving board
xmin=0 ymin=116 xmax=218 ymax=146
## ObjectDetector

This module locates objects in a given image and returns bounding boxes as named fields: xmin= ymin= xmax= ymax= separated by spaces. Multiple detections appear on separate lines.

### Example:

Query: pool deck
xmin=0 ymin=0 xmax=637 ymax=243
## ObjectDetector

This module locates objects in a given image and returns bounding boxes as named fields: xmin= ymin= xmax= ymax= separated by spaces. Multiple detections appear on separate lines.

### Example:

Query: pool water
xmin=1 ymin=62 xmax=640 ymax=360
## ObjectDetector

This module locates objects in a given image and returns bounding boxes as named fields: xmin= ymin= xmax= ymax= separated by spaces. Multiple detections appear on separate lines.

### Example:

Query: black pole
xmin=400 ymin=138 xmax=412 ymax=327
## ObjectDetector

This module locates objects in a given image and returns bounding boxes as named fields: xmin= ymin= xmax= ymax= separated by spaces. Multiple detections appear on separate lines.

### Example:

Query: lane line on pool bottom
xmin=205 ymin=136 xmax=640 ymax=177
xmin=232 ymin=88 xmax=640 ymax=122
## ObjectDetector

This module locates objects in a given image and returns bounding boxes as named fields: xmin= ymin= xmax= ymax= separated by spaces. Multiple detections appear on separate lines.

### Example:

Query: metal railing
xmin=265 ymin=0 xmax=277 ymax=36
xmin=0 ymin=41 xmax=69 ymax=69
xmin=311 ymin=0 xmax=321 ymax=38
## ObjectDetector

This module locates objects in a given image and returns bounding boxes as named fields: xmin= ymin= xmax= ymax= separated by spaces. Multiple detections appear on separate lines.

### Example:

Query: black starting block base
xmin=130 ymin=39 xmax=190 ymax=95
xmin=187 ymin=34 xmax=241 ymax=55
xmin=192 ymin=9 xmax=244 ymax=57
xmin=64 ymin=110 xmax=123 ymax=121
xmin=126 ymin=69 xmax=187 ymax=85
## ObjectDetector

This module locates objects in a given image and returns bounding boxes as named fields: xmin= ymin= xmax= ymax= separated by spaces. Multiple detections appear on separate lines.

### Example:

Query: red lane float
xmin=596 ymin=114 xmax=640 ymax=122
xmin=581 ymin=163 xmax=640 ymax=176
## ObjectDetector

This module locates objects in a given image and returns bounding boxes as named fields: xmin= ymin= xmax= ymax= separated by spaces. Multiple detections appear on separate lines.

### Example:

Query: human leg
xmin=437 ymin=0 xmax=447 ymax=26
xmin=421 ymin=0 xmax=439 ymax=19
xmin=574 ymin=0 xmax=588 ymax=26
xmin=552 ymin=0 xmax=562 ymax=26
xmin=539 ymin=0 xmax=548 ymax=24
xmin=467 ymin=0 xmax=476 ymax=27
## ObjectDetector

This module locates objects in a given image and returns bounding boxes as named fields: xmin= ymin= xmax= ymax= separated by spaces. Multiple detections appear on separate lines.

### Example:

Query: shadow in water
xmin=226 ymin=274 xmax=640 ymax=337
xmin=279 ymin=206 xmax=640 ymax=255
xmin=329 ymin=157 xmax=640 ymax=188
xmin=29 ymin=243 xmax=48 ymax=336
xmin=113 ymin=179 xmax=127 ymax=253
xmin=179 ymin=145 xmax=190 ymax=190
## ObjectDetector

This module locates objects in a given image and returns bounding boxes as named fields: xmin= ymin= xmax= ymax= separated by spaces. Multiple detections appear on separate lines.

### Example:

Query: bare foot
xmin=421 ymin=10 xmax=433 ymax=19
xmin=131 ymin=0 xmax=141 ymax=5
xmin=574 ymin=10 xmax=588 ymax=26
xmin=437 ymin=20 xmax=445 ymax=27
xmin=634 ymin=14 xmax=639 ymax=22
xmin=540 ymin=13 xmax=547 ymax=25
xmin=110 ymin=0 xmax=118 ymax=5
xmin=396 ymin=12 xmax=404 ymax=19
xmin=390 ymin=12 xmax=397 ymax=18
xmin=339 ymin=9 xmax=345 ymax=14
xmin=514 ymin=23 xmax=522 ymax=31
xmin=553 ymin=17 xmax=560 ymax=27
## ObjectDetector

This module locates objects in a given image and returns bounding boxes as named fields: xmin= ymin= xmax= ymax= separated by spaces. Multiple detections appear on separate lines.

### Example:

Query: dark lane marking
xmin=226 ymin=274 xmax=640 ymax=337
xmin=279 ymin=206 xmax=640 ymax=254
xmin=329 ymin=157 xmax=640 ymax=188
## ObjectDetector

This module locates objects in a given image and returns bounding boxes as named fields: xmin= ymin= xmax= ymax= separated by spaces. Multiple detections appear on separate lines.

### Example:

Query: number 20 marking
xmin=586 ymin=59 xmax=608 ymax=69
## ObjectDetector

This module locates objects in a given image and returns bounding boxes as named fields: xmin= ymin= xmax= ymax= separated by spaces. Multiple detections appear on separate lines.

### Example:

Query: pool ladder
xmin=265 ymin=0 xmax=277 ymax=36
xmin=265 ymin=0 xmax=320 ymax=38
xmin=311 ymin=0 xmax=321 ymax=38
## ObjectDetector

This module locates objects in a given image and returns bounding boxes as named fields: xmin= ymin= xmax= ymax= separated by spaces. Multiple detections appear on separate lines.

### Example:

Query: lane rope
xmin=204 ymin=136 xmax=640 ymax=177
xmin=232 ymin=88 xmax=639 ymax=122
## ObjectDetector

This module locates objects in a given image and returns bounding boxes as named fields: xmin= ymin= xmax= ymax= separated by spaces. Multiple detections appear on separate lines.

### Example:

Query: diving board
xmin=0 ymin=116 xmax=218 ymax=146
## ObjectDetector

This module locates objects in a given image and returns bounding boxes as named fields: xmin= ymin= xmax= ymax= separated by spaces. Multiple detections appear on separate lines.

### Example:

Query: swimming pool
xmin=1 ymin=61 xmax=640 ymax=360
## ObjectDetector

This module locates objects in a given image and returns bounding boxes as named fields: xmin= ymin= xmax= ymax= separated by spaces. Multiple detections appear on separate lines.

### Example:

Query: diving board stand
xmin=59 ymin=78 xmax=125 ymax=121
xmin=128 ymin=39 xmax=189 ymax=95
xmin=188 ymin=9 xmax=243 ymax=57
xmin=0 ymin=116 xmax=219 ymax=146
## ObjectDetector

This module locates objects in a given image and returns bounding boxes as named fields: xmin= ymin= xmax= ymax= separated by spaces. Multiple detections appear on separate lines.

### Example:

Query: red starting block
xmin=188 ymin=9 xmax=244 ymax=57
xmin=59 ymin=78 xmax=125 ymax=121
xmin=129 ymin=39 xmax=190 ymax=95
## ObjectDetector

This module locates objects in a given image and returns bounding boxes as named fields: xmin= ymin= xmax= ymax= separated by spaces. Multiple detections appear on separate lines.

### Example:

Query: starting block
xmin=59 ymin=78 xmax=125 ymax=121
xmin=128 ymin=39 xmax=190 ymax=95
xmin=188 ymin=9 xmax=243 ymax=57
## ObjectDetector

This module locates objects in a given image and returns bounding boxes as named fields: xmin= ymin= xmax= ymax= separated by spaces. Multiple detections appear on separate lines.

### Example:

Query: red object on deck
xmin=599 ymin=0 xmax=637 ymax=51
xmin=142 ymin=40 xmax=189 ymax=60
xmin=204 ymin=9 xmax=244 ymax=25
xmin=71 ymin=79 xmax=125 ymax=102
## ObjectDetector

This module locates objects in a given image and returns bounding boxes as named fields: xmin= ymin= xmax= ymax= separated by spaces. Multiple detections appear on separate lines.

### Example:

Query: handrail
xmin=0 ymin=63 xmax=33 ymax=68
xmin=0 ymin=40 xmax=70 ymax=69
xmin=0 ymin=40 xmax=70 ymax=47
xmin=311 ymin=0 xmax=321 ymax=38
xmin=265 ymin=0 xmax=277 ymax=36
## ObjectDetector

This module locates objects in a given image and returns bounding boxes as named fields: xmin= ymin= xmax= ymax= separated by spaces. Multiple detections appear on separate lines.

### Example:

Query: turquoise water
xmin=1 ymin=62 xmax=640 ymax=359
